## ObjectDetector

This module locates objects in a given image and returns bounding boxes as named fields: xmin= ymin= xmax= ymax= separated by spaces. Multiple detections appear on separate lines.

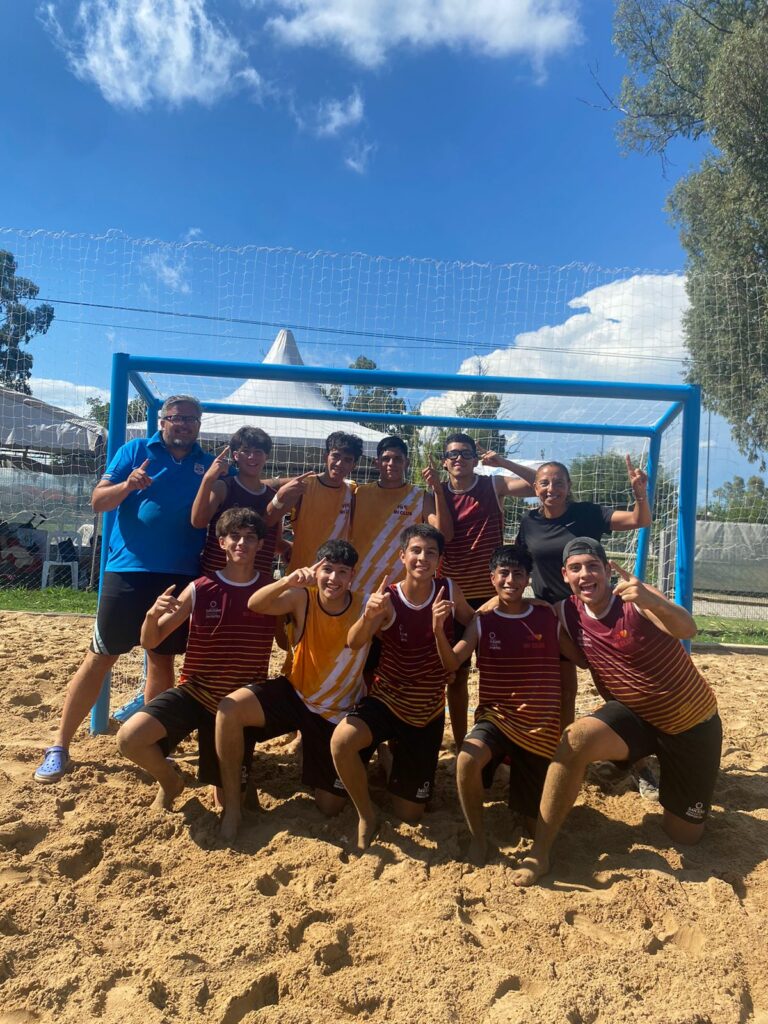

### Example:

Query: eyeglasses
xmin=235 ymin=447 xmax=268 ymax=456
xmin=162 ymin=415 xmax=201 ymax=424
xmin=443 ymin=449 xmax=475 ymax=461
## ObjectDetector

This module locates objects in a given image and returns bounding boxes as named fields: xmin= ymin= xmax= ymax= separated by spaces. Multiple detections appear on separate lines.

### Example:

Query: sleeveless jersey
xmin=179 ymin=572 xmax=275 ymax=714
xmin=560 ymin=596 xmax=717 ymax=734
xmin=351 ymin=482 xmax=424 ymax=598
xmin=370 ymin=577 xmax=454 ymax=727
xmin=288 ymin=587 xmax=366 ymax=723
xmin=440 ymin=476 xmax=503 ymax=599
xmin=200 ymin=476 xmax=278 ymax=578
xmin=475 ymin=605 xmax=562 ymax=759
xmin=287 ymin=476 xmax=356 ymax=573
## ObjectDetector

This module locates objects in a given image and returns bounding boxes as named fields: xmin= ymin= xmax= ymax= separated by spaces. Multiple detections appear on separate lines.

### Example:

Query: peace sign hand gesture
xmin=421 ymin=454 xmax=440 ymax=490
xmin=364 ymin=576 xmax=393 ymax=621
xmin=478 ymin=448 xmax=502 ymax=468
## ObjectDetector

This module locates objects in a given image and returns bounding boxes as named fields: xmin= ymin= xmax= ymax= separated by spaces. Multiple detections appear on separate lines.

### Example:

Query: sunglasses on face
xmin=443 ymin=449 xmax=475 ymax=461
xmin=162 ymin=415 xmax=200 ymax=424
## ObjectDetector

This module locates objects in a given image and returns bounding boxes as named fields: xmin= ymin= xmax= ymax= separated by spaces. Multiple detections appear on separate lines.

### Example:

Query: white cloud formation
xmin=266 ymin=0 xmax=581 ymax=69
xmin=32 ymin=379 xmax=111 ymax=418
xmin=344 ymin=138 xmax=376 ymax=174
xmin=40 ymin=0 xmax=262 ymax=109
xmin=142 ymin=251 xmax=192 ymax=294
xmin=314 ymin=88 xmax=364 ymax=136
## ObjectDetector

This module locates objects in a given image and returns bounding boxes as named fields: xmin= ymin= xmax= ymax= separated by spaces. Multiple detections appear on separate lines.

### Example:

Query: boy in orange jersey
xmin=511 ymin=537 xmax=722 ymax=887
xmin=215 ymin=539 xmax=368 ymax=842
xmin=117 ymin=508 xmax=275 ymax=812
xmin=332 ymin=524 xmax=475 ymax=851
xmin=433 ymin=544 xmax=583 ymax=867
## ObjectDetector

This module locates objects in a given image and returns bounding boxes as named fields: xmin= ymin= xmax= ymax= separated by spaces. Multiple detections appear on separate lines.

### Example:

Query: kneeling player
xmin=434 ymin=544 xmax=583 ymax=866
xmin=332 ymin=524 xmax=475 ymax=851
xmin=117 ymin=509 xmax=275 ymax=811
xmin=215 ymin=540 xmax=367 ymax=842
xmin=511 ymin=537 xmax=722 ymax=887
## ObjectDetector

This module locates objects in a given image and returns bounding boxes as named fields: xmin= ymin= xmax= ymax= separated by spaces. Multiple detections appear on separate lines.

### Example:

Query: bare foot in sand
xmin=510 ymin=854 xmax=549 ymax=887
xmin=210 ymin=785 xmax=224 ymax=809
xmin=357 ymin=814 xmax=380 ymax=852
xmin=466 ymin=836 xmax=488 ymax=868
xmin=219 ymin=809 xmax=241 ymax=843
xmin=152 ymin=770 xmax=185 ymax=811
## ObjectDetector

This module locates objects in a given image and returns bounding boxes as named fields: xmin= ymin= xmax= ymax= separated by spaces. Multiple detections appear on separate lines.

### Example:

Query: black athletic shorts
xmin=469 ymin=719 xmax=550 ymax=819
xmin=590 ymin=701 xmax=722 ymax=825
xmin=140 ymin=686 xmax=224 ymax=787
xmin=244 ymin=676 xmax=348 ymax=797
xmin=92 ymin=571 xmax=195 ymax=657
xmin=348 ymin=695 xmax=445 ymax=804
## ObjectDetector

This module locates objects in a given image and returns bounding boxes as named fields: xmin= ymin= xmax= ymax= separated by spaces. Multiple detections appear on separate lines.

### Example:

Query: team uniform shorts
xmin=140 ymin=686 xmax=226 ymax=787
xmin=348 ymin=695 xmax=444 ymax=804
xmin=591 ymin=701 xmax=722 ymax=824
xmin=244 ymin=677 xmax=350 ymax=797
xmin=469 ymin=719 xmax=550 ymax=819
xmin=92 ymin=571 xmax=196 ymax=656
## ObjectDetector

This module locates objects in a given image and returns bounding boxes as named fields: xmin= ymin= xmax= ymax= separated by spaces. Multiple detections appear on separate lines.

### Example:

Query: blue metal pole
xmin=634 ymin=430 xmax=661 ymax=581
xmin=90 ymin=352 xmax=131 ymax=734
xmin=676 ymin=387 xmax=701 ymax=642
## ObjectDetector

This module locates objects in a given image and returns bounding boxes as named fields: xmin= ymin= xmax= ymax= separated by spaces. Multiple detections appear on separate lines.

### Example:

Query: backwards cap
xmin=562 ymin=536 xmax=608 ymax=565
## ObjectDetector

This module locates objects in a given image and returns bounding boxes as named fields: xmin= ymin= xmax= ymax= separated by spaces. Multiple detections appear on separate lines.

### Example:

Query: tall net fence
xmin=0 ymin=228 xmax=765 ymax=643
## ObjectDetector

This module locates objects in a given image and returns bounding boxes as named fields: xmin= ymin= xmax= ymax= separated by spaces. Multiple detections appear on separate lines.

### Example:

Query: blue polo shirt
xmin=101 ymin=432 xmax=213 ymax=575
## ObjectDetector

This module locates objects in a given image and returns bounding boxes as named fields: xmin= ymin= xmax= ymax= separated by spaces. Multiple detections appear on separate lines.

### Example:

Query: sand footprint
xmin=219 ymin=974 xmax=279 ymax=1024
xmin=253 ymin=865 xmax=293 ymax=897
xmin=287 ymin=909 xmax=333 ymax=950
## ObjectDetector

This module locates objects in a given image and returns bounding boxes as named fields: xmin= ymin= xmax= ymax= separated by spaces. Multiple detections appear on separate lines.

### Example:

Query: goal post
xmin=90 ymin=350 xmax=700 ymax=734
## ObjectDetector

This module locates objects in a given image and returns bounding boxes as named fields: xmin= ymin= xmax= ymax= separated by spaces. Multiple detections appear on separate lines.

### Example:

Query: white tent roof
xmin=199 ymin=329 xmax=384 ymax=455
xmin=0 ymin=385 xmax=104 ymax=453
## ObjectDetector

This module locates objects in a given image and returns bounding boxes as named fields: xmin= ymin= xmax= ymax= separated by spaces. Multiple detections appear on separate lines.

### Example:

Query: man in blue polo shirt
xmin=34 ymin=395 xmax=213 ymax=784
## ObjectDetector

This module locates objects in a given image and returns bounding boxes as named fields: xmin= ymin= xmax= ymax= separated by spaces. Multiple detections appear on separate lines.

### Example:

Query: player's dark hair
xmin=399 ymin=523 xmax=445 ymax=555
xmin=377 ymin=436 xmax=408 ymax=459
xmin=216 ymin=507 xmax=267 ymax=539
xmin=229 ymin=426 xmax=272 ymax=456
xmin=489 ymin=544 xmax=533 ymax=574
xmin=444 ymin=433 xmax=477 ymax=456
xmin=316 ymin=539 xmax=359 ymax=567
xmin=325 ymin=432 xmax=363 ymax=461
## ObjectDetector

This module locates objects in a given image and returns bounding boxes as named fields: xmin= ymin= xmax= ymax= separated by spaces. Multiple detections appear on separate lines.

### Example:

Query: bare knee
xmin=315 ymin=790 xmax=346 ymax=817
xmin=331 ymin=720 xmax=368 ymax=759
xmin=456 ymin=747 xmax=484 ymax=782
xmin=556 ymin=722 xmax=599 ymax=767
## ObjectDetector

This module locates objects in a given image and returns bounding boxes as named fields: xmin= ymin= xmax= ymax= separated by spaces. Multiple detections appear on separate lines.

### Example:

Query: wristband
xmin=270 ymin=497 xmax=286 ymax=511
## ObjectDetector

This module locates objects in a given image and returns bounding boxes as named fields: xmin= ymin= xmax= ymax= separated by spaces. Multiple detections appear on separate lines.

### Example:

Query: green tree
xmin=0 ymin=250 xmax=55 ymax=394
xmin=85 ymin=396 xmax=146 ymax=428
xmin=708 ymin=474 xmax=768 ymax=523
xmin=569 ymin=451 xmax=675 ymax=515
xmin=613 ymin=2 xmax=768 ymax=467
xmin=322 ymin=355 xmax=411 ymax=436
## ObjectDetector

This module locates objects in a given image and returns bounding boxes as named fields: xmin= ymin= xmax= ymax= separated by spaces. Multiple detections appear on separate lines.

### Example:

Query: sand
xmin=1 ymin=610 xmax=767 ymax=1024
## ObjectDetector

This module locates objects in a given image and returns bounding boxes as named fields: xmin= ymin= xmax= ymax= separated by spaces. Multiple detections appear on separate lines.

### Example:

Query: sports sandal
xmin=34 ymin=746 xmax=71 ymax=784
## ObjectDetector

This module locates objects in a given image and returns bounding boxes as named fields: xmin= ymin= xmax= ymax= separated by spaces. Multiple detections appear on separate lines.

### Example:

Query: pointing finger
xmin=376 ymin=575 xmax=389 ymax=594
xmin=139 ymin=459 xmax=151 ymax=471
xmin=609 ymin=560 xmax=632 ymax=582
xmin=435 ymin=586 xmax=445 ymax=602
xmin=625 ymin=453 xmax=635 ymax=476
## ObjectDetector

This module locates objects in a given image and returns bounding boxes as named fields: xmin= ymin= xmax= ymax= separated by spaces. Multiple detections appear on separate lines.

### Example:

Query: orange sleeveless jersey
xmin=350 ymin=482 xmax=424 ymax=598
xmin=287 ymin=476 xmax=356 ymax=573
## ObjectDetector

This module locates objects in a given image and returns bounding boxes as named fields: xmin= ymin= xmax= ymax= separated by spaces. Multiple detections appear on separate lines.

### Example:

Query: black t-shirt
xmin=517 ymin=502 xmax=614 ymax=603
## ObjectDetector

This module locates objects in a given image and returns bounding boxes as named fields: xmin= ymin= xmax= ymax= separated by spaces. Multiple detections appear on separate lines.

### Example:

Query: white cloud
xmin=266 ymin=0 xmax=582 ymax=69
xmin=183 ymin=227 xmax=203 ymax=242
xmin=32 ymin=379 xmax=111 ymax=418
xmin=142 ymin=251 xmax=191 ymax=295
xmin=344 ymin=138 xmax=376 ymax=173
xmin=40 ymin=0 xmax=262 ymax=109
xmin=314 ymin=88 xmax=364 ymax=137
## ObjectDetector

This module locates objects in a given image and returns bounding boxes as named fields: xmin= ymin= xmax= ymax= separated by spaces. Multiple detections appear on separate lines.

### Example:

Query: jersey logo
xmin=487 ymin=631 xmax=502 ymax=652
xmin=686 ymin=802 xmax=705 ymax=820
xmin=394 ymin=504 xmax=411 ymax=517
xmin=194 ymin=463 xmax=206 ymax=475
xmin=415 ymin=781 xmax=431 ymax=800
xmin=399 ymin=625 xmax=409 ymax=644
xmin=205 ymin=600 xmax=221 ymax=620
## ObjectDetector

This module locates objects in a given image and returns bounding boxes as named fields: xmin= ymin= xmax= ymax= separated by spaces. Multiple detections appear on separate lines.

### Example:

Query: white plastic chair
xmin=41 ymin=532 xmax=80 ymax=589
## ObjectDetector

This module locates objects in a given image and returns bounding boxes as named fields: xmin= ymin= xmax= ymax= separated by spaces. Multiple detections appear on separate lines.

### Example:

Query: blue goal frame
xmin=91 ymin=351 xmax=701 ymax=733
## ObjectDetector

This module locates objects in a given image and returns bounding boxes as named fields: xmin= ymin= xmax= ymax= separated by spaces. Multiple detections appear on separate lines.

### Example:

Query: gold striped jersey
xmin=560 ymin=596 xmax=717 ymax=734
xmin=288 ymin=587 xmax=366 ymax=723
xmin=350 ymin=482 xmax=424 ymax=598
xmin=475 ymin=605 xmax=562 ymax=759
xmin=369 ymin=578 xmax=453 ymax=727
xmin=287 ymin=476 xmax=356 ymax=573
xmin=440 ymin=476 xmax=503 ymax=599
xmin=179 ymin=572 xmax=275 ymax=714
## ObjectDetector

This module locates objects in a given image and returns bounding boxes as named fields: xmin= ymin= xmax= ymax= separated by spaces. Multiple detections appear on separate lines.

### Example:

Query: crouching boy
xmin=117 ymin=508 xmax=275 ymax=811
xmin=215 ymin=540 xmax=368 ymax=842
xmin=331 ymin=524 xmax=475 ymax=851
xmin=434 ymin=544 xmax=582 ymax=867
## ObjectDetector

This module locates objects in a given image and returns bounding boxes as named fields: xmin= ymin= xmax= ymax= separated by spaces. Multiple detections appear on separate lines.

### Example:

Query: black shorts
xmin=590 ymin=702 xmax=722 ymax=825
xmin=470 ymin=719 xmax=550 ymax=819
xmin=92 ymin=571 xmax=195 ymax=656
xmin=140 ymin=686 xmax=224 ymax=787
xmin=244 ymin=677 xmax=347 ymax=797
xmin=348 ymin=696 xmax=444 ymax=804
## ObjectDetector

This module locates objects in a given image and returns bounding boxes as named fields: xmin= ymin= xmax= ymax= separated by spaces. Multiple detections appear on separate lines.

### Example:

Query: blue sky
xmin=2 ymin=0 xmax=756 ymax=496
xmin=5 ymin=0 xmax=698 ymax=267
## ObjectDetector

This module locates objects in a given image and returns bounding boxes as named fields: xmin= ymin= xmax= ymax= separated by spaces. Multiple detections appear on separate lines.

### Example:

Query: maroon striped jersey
xmin=179 ymin=572 xmax=275 ymax=713
xmin=200 ymin=476 xmax=278 ymax=578
xmin=440 ymin=476 xmax=503 ymax=599
xmin=475 ymin=605 xmax=563 ymax=759
xmin=370 ymin=577 xmax=454 ymax=727
xmin=560 ymin=596 xmax=717 ymax=734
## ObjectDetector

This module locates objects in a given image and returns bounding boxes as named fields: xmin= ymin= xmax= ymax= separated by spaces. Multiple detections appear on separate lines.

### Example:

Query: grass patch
xmin=695 ymin=615 xmax=768 ymax=646
xmin=0 ymin=587 xmax=98 ymax=614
